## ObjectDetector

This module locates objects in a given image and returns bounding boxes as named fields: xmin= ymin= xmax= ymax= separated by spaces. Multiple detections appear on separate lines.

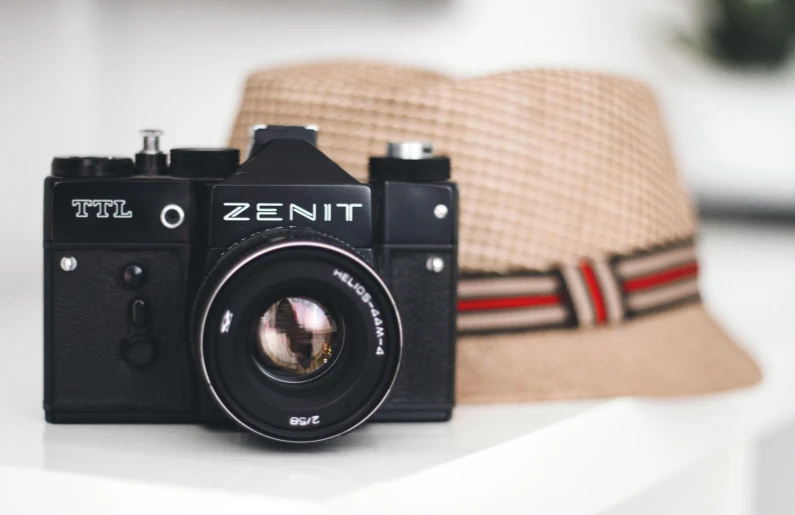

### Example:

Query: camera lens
xmin=253 ymin=297 xmax=340 ymax=383
xmin=192 ymin=228 xmax=402 ymax=443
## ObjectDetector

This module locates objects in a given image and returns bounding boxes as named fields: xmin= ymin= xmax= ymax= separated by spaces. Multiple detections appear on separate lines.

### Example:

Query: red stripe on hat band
xmin=458 ymin=295 xmax=562 ymax=312
xmin=579 ymin=260 xmax=606 ymax=324
xmin=622 ymin=262 xmax=699 ymax=293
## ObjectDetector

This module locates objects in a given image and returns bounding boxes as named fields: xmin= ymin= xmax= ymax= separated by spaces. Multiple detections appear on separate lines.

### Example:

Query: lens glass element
xmin=254 ymin=297 xmax=339 ymax=382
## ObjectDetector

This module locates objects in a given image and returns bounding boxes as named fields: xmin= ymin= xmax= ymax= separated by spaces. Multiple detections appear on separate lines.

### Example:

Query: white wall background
xmin=1 ymin=1 xmax=793 ymax=512
xmin=2 ymin=0 xmax=794 ymax=291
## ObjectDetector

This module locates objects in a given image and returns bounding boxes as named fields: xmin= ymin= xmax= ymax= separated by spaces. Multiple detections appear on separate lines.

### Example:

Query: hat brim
xmin=456 ymin=303 xmax=762 ymax=402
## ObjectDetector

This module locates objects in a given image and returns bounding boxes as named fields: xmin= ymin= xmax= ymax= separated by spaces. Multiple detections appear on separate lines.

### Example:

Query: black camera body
xmin=43 ymin=126 xmax=458 ymax=442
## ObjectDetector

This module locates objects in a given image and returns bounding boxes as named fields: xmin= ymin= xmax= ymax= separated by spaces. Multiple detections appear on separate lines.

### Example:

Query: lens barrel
xmin=192 ymin=228 xmax=402 ymax=443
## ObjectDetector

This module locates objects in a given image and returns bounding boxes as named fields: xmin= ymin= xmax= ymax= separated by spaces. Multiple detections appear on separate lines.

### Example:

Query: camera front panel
xmin=43 ymin=176 xmax=204 ymax=423
xmin=370 ymin=180 xmax=459 ymax=422
xmin=373 ymin=247 xmax=457 ymax=421
xmin=44 ymin=246 xmax=196 ymax=422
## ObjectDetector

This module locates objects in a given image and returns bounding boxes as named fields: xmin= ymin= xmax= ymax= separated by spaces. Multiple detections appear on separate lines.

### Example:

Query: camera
xmin=43 ymin=126 xmax=458 ymax=443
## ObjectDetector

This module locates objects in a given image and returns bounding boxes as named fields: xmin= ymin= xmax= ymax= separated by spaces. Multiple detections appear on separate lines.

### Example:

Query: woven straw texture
xmin=230 ymin=62 xmax=696 ymax=273
xmin=229 ymin=62 xmax=762 ymax=400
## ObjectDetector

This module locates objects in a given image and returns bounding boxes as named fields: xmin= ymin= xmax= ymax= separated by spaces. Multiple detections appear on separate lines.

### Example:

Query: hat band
xmin=457 ymin=239 xmax=699 ymax=335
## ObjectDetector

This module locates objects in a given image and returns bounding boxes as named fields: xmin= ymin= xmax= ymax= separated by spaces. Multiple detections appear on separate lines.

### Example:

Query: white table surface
xmin=1 ymin=221 xmax=793 ymax=514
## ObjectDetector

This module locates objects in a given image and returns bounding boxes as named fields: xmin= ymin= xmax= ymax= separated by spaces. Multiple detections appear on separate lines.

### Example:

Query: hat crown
xmin=230 ymin=63 xmax=696 ymax=273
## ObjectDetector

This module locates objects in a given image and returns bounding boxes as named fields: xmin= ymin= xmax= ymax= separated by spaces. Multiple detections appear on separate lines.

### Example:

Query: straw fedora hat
xmin=228 ymin=62 xmax=762 ymax=402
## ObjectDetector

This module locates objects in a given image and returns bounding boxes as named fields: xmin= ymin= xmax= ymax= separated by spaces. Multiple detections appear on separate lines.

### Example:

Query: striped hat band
xmin=458 ymin=239 xmax=699 ymax=335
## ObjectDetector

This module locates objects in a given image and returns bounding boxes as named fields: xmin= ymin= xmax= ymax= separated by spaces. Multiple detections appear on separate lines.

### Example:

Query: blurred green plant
xmin=709 ymin=0 xmax=795 ymax=67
